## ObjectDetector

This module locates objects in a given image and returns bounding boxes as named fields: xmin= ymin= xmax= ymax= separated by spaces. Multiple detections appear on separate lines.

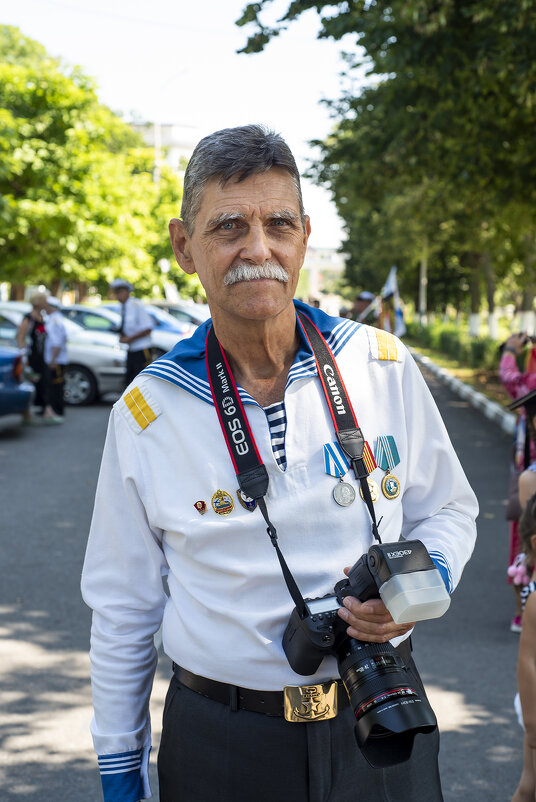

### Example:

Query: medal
xmin=236 ymin=489 xmax=257 ymax=512
xmin=333 ymin=477 xmax=356 ymax=507
xmin=381 ymin=472 xmax=400 ymax=499
xmin=375 ymin=435 xmax=401 ymax=500
xmin=359 ymin=477 xmax=380 ymax=504
xmin=211 ymin=489 xmax=234 ymax=515
xmin=194 ymin=500 xmax=207 ymax=515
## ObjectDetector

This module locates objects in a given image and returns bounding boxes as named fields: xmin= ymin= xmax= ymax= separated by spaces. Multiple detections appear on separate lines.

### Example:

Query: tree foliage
xmin=237 ymin=1 xmax=536 ymax=317
xmin=0 ymin=26 xmax=187 ymax=298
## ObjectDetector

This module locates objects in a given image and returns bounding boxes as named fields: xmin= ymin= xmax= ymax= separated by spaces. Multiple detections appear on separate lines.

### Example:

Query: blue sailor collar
xmin=141 ymin=299 xmax=361 ymax=406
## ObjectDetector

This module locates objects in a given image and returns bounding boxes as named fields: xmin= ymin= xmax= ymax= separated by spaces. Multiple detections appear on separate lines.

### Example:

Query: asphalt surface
xmin=0 ymin=369 xmax=522 ymax=801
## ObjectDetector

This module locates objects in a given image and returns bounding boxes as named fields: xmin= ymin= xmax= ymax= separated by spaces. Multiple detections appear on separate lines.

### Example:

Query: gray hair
xmin=180 ymin=124 xmax=305 ymax=236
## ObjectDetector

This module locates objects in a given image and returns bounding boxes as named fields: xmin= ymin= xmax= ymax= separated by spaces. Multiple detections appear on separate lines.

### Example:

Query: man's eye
xmin=220 ymin=221 xmax=235 ymax=230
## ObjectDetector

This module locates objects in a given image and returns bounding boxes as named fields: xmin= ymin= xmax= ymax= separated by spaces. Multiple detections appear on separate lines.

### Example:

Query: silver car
xmin=0 ymin=303 xmax=126 ymax=405
xmin=60 ymin=304 xmax=187 ymax=358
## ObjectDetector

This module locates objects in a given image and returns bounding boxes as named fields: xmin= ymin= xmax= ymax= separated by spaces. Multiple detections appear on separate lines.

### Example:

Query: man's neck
xmin=212 ymin=305 xmax=299 ymax=407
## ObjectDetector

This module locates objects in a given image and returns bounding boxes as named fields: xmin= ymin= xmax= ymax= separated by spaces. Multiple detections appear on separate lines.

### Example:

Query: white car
xmin=150 ymin=299 xmax=211 ymax=328
xmin=62 ymin=304 xmax=191 ymax=357
xmin=0 ymin=303 xmax=126 ymax=405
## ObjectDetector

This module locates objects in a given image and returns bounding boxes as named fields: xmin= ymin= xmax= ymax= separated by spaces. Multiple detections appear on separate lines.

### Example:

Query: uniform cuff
xmin=98 ymin=744 xmax=151 ymax=802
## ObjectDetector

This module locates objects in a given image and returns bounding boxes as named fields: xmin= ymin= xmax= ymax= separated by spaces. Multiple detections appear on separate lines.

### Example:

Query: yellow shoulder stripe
xmin=124 ymin=386 xmax=157 ymax=430
xmin=375 ymin=330 xmax=398 ymax=361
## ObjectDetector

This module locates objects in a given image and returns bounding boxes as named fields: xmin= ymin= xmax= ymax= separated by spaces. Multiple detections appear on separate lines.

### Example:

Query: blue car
xmin=0 ymin=346 xmax=34 ymax=417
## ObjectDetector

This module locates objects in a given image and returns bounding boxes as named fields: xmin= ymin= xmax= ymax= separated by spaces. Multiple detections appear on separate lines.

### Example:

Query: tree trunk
xmin=483 ymin=253 xmax=498 ymax=339
xmin=467 ymin=252 xmax=482 ymax=338
xmin=520 ymin=284 xmax=535 ymax=335
xmin=49 ymin=278 xmax=61 ymax=298
xmin=9 ymin=283 xmax=25 ymax=300
xmin=75 ymin=281 xmax=88 ymax=303
xmin=418 ymin=237 xmax=428 ymax=326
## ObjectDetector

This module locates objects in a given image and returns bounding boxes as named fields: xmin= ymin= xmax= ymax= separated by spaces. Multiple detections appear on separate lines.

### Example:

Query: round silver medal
xmin=333 ymin=481 xmax=356 ymax=507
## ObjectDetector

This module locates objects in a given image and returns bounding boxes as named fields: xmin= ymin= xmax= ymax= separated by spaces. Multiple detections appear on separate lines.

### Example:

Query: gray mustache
xmin=224 ymin=263 xmax=290 ymax=286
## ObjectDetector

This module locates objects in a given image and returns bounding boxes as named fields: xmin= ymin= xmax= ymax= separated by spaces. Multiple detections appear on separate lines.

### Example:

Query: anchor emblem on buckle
xmin=283 ymin=682 xmax=338 ymax=723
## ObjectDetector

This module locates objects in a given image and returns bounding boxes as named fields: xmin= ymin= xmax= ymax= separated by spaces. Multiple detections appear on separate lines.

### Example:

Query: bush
xmin=405 ymin=320 xmax=500 ymax=370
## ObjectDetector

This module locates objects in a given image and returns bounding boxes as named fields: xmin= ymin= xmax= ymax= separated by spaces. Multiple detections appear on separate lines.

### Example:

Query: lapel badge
xmin=211 ymin=489 xmax=234 ymax=516
xmin=237 ymin=489 xmax=257 ymax=512
xmin=194 ymin=500 xmax=207 ymax=515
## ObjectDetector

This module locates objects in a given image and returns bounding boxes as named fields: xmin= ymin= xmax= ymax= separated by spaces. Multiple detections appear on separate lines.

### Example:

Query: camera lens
xmin=336 ymin=638 xmax=436 ymax=768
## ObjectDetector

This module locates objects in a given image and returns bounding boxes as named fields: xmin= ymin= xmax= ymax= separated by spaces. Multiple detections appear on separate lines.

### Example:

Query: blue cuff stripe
xmin=430 ymin=553 xmax=452 ymax=593
xmin=98 ymin=749 xmax=143 ymax=801
xmin=101 ymin=768 xmax=143 ymax=802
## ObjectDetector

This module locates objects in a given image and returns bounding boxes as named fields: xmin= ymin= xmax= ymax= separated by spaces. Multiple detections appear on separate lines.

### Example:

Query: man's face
xmin=169 ymin=168 xmax=310 ymax=325
xmin=113 ymin=288 xmax=130 ymax=304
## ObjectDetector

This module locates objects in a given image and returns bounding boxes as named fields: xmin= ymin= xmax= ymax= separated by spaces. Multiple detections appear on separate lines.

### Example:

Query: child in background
xmin=511 ymin=492 xmax=536 ymax=802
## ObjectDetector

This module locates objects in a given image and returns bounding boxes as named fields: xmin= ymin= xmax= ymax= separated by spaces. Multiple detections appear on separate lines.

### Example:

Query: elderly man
xmin=82 ymin=125 xmax=477 ymax=802
xmin=110 ymin=278 xmax=154 ymax=386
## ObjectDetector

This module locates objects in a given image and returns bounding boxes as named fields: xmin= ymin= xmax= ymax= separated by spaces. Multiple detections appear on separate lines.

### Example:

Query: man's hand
xmin=337 ymin=596 xmax=415 ymax=642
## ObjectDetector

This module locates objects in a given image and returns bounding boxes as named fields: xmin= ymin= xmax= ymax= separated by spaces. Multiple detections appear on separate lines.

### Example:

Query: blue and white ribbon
xmin=323 ymin=442 xmax=351 ymax=478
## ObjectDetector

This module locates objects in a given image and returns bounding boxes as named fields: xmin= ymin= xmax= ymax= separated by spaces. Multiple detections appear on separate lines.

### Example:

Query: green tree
xmin=0 ymin=26 xmax=186 ymax=299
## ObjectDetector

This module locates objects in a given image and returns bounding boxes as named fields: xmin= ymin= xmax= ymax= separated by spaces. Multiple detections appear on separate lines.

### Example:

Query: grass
xmin=406 ymin=340 xmax=511 ymax=408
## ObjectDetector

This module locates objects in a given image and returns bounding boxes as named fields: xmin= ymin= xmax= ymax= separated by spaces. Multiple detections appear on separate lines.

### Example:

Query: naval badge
xmin=194 ymin=500 xmax=207 ymax=515
xmin=359 ymin=476 xmax=380 ymax=504
xmin=211 ymin=489 xmax=234 ymax=515
xmin=237 ymin=489 xmax=257 ymax=512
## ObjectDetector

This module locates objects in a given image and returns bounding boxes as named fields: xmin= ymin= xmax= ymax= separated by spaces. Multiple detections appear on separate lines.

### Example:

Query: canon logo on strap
xmin=323 ymin=364 xmax=346 ymax=415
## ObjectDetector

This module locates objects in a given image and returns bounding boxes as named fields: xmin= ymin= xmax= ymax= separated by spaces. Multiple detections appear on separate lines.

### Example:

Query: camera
xmin=282 ymin=540 xmax=451 ymax=767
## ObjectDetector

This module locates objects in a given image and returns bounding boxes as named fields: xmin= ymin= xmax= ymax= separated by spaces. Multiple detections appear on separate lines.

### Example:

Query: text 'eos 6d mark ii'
xmin=283 ymin=540 xmax=451 ymax=768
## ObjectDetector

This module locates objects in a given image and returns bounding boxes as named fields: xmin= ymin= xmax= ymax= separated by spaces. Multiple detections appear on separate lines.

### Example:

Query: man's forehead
xmin=196 ymin=169 xmax=301 ymax=219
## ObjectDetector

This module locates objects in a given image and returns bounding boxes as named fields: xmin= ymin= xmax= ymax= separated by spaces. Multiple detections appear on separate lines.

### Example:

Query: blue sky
xmin=2 ymin=0 xmax=365 ymax=248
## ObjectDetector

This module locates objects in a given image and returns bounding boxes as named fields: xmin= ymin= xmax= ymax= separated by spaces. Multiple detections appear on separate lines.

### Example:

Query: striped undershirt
xmin=264 ymin=400 xmax=288 ymax=470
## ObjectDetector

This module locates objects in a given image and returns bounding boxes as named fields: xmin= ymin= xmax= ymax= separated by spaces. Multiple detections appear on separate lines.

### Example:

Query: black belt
xmin=172 ymin=663 xmax=349 ymax=717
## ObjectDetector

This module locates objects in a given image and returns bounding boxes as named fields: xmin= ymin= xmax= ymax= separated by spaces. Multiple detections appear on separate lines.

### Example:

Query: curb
xmin=409 ymin=348 xmax=516 ymax=437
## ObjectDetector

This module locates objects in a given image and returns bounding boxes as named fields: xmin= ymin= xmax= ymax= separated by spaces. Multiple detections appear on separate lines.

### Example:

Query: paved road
xmin=0 ymin=370 xmax=522 ymax=801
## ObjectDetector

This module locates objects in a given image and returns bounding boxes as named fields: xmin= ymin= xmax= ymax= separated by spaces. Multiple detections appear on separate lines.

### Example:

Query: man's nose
xmin=239 ymin=225 xmax=272 ymax=264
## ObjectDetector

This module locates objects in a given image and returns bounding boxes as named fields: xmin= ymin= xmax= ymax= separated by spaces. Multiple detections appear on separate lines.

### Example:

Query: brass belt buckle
xmin=283 ymin=681 xmax=338 ymax=723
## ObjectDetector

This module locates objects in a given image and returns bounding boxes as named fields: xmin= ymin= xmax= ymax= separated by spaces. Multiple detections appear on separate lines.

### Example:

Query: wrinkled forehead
xmin=195 ymin=168 xmax=302 ymax=224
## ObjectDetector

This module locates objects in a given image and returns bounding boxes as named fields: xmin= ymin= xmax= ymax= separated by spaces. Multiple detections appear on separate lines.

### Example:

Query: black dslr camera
xmin=282 ymin=540 xmax=450 ymax=768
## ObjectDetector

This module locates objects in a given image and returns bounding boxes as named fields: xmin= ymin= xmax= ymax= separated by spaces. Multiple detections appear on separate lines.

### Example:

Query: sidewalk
xmin=410 ymin=348 xmax=516 ymax=436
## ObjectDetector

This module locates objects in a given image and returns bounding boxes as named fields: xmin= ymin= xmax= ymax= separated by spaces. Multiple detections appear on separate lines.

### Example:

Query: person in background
xmin=42 ymin=296 xmax=67 ymax=423
xmin=110 ymin=279 xmax=154 ymax=387
xmin=16 ymin=291 xmax=48 ymax=422
xmin=511 ymin=492 xmax=536 ymax=802
xmin=500 ymin=334 xmax=536 ymax=632
xmin=351 ymin=290 xmax=377 ymax=324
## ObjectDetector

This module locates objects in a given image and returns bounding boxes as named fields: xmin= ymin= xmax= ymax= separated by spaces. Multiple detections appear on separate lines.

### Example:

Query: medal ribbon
xmin=375 ymin=435 xmax=400 ymax=472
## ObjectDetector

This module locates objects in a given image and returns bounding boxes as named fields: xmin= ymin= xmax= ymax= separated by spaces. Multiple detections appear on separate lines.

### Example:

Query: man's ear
xmin=169 ymin=219 xmax=196 ymax=275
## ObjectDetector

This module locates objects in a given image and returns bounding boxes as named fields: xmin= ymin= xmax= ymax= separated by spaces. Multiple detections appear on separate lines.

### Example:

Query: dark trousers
xmin=125 ymin=348 xmax=153 ymax=388
xmin=157 ymin=659 xmax=443 ymax=802
xmin=45 ymin=364 xmax=65 ymax=416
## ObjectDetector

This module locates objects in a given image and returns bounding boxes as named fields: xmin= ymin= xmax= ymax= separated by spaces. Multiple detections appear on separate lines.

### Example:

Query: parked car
xmin=150 ymin=299 xmax=211 ymax=328
xmin=0 ymin=344 xmax=34 ymax=417
xmin=84 ymin=303 xmax=192 ymax=357
xmin=0 ymin=304 xmax=126 ymax=405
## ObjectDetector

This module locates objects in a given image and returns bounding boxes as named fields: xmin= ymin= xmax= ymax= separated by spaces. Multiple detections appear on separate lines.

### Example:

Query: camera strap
xmin=205 ymin=311 xmax=381 ymax=616
xmin=296 ymin=312 xmax=380 ymax=543
xmin=206 ymin=326 xmax=307 ymax=617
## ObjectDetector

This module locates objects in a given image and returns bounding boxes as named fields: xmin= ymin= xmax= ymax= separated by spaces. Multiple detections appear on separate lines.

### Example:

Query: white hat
xmin=110 ymin=278 xmax=133 ymax=291
xmin=357 ymin=291 xmax=375 ymax=301
xmin=46 ymin=296 xmax=62 ymax=308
